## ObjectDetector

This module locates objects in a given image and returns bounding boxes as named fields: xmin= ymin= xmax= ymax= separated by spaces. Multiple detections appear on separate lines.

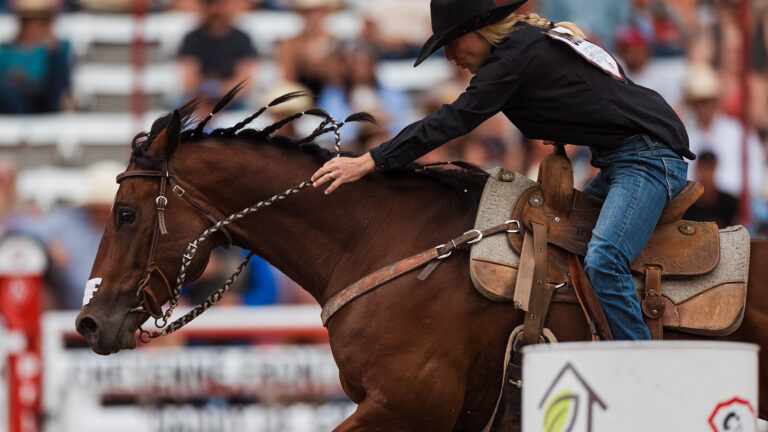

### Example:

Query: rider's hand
xmin=311 ymin=153 xmax=376 ymax=195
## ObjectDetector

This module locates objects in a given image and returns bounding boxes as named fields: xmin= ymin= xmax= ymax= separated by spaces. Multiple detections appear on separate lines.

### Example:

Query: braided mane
xmin=129 ymin=83 xmax=489 ymax=194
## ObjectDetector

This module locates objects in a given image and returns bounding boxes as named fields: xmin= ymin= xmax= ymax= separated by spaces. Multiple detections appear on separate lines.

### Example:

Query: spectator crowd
xmin=0 ymin=0 xmax=767 ymax=312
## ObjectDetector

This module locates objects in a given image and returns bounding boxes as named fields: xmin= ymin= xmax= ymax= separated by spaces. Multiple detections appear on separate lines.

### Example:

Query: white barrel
xmin=522 ymin=341 xmax=759 ymax=432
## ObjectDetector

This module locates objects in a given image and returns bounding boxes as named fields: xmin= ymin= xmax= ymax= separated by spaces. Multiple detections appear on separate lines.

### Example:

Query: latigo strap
xmin=320 ymin=220 xmax=521 ymax=326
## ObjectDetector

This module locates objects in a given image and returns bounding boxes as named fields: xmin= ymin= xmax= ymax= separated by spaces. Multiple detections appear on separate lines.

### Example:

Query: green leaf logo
xmin=543 ymin=389 xmax=579 ymax=432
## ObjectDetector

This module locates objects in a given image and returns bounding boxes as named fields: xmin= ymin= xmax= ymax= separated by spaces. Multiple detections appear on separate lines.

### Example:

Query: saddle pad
xmin=470 ymin=169 xmax=536 ymax=301
xmin=636 ymin=225 xmax=750 ymax=336
xmin=470 ymin=168 xmax=537 ymax=268
xmin=635 ymin=225 xmax=750 ymax=304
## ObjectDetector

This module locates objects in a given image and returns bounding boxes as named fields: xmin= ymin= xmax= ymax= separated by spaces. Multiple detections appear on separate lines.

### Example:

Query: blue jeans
xmin=583 ymin=135 xmax=689 ymax=340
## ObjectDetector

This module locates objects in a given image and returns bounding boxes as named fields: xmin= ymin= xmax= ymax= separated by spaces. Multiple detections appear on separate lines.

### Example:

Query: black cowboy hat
xmin=414 ymin=0 xmax=528 ymax=67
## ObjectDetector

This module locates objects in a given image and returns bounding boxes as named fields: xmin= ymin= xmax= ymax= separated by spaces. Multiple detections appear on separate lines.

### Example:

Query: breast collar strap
xmin=116 ymin=160 xmax=233 ymax=320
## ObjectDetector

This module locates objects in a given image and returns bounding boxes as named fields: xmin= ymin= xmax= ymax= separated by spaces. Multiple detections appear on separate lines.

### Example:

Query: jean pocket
xmin=662 ymin=157 xmax=689 ymax=201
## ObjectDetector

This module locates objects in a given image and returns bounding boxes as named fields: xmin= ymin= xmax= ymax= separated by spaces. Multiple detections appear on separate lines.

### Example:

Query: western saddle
xmin=473 ymin=145 xmax=739 ymax=344
xmin=475 ymin=145 xmax=750 ymax=432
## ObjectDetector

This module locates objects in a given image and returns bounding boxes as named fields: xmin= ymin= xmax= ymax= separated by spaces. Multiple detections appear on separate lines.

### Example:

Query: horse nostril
xmin=76 ymin=316 xmax=100 ymax=339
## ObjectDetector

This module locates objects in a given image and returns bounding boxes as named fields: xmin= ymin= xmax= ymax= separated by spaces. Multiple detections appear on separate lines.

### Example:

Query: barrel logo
xmin=539 ymin=362 xmax=606 ymax=432
xmin=708 ymin=397 xmax=756 ymax=432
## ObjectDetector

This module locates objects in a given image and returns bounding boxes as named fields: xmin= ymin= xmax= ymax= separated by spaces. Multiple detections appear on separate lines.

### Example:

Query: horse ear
xmin=150 ymin=110 xmax=182 ymax=160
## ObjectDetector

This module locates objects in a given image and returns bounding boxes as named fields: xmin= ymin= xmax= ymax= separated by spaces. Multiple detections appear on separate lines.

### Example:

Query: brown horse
xmin=76 ymin=103 xmax=768 ymax=431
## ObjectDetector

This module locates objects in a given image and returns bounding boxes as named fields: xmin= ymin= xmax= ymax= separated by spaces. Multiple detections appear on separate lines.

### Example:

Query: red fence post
xmin=0 ymin=235 xmax=48 ymax=432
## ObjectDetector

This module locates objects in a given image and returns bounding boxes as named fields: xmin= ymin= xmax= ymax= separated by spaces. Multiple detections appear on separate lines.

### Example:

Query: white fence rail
xmin=41 ymin=306 xmax=354 ymax=432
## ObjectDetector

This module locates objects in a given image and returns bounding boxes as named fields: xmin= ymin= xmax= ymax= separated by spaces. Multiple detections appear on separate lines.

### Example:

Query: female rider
xmin=311 ymin=0 xmax=694 ymax=340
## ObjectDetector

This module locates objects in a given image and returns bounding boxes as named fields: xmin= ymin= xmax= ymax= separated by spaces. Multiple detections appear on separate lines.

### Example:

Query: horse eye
xmin=117 ymin=209 xmax=136 ymax=225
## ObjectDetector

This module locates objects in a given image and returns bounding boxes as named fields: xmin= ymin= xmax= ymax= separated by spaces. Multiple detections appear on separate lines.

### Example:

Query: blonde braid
xmin=476 ymin=13 xmax=586 ymax=45
xmin=515 ymin=13 xmax=551 ymax=28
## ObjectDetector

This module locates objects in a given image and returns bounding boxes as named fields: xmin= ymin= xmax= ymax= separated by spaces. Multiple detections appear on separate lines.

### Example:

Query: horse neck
xmin=170 ymin=139 xmax=378 ymax=303
xmin=172 ymin=139 xmax=480 ymax=304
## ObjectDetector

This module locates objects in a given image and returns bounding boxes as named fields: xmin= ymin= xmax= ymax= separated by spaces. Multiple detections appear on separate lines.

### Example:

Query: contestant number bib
xmin=548 ymin=28 xmax=624 ymax=80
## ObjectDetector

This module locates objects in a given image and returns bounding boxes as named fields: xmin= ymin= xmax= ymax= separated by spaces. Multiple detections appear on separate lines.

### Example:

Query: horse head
xmin=75 ymin=107 xmax=225 ymax=355
xmin=73 ymin=82 xmax=471 ymax=358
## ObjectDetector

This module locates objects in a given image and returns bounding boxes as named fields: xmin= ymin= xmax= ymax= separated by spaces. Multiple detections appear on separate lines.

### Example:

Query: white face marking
xmin=83 ymin=278 xmax=102 ymax=307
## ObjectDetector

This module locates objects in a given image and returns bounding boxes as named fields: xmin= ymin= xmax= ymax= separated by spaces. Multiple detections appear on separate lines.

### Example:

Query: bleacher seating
xmin=0 ymin=7 xmax=449 ymax=207
xmin=0 ymin=8 xmax=450 ymax=151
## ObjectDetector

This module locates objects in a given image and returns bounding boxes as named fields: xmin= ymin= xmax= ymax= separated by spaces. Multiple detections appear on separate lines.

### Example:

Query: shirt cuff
xmin=369 ymin=146 xmax=393 ymax=172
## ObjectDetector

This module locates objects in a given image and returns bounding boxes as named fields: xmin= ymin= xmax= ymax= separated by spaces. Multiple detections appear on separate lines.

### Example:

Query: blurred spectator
xmin=684 ymin=151 xmax=739 ymax=228
xmin=351 ymin=121 xmax=390 ymax=155
xmin=171 ymin=0 xmax=251 ymax=13
xmin=458 ymin=135 xmax=506 ymax=171
xmin=240 ymin=254 xmax=278 ymax=305
xmin=356 ymin=0 xmax=430 ymax=60
xmin=709 ymin=0 xmax=745 ymax=118
xmin=170 ymin=0 xmax=198 ymax=11
xmin=260 ymin=0 xmax=289 ymax=10
xmin=413 ymin=83 xmax=464 ymax=164
xmin=178 ymin=0 xmax=258 ymax=109
xmin=683 ymin=63 xmax=765 ymax=199
xmin=500 ymin=136 xmax=527 ymax=175
xmin=0 ymin=158 xmax=46 ymax=241
xmin=0 ymin=159 xmax=18 ymax=225
xmin=318 ymin=42 xmax=413 ymax=138
xmin=277 ymin=0 xmax=340 ymax=96
xmin=751 ymin=0 xmax=768 ymax=140
xmin=43 ymin=160 xmax=122 ymax=310
xmin=540 ymin=0 xmax=632 ymax=52
xmin=615 ymin=24 xmax=687 ymax=110
xmin=77 ymin=0 xmax=132 ymax=12
xmin=631 ymin=0 xmax=691 ymax=58
xmin=524 ymin=139 xmax=557 ymax=181
xmin=0 ymin=0 xmax=72 ymax=114
xmin=0 ymin=158 xmax=45 ymax=238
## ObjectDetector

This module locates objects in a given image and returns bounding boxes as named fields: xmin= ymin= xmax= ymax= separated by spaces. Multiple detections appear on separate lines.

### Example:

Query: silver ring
xmin=328 ymin=172 xmax=335 ymax=179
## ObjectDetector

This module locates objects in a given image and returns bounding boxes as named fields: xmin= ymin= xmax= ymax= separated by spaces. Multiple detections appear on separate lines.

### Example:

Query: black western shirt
xmin=369 ymin=22 xmax=694 ymax=171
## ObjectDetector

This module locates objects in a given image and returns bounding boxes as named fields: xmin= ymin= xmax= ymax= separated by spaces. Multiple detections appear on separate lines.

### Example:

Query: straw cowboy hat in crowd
xmin=684 ymin=63 xmax=722 ymax=102
xmin=260 ymin=81 xmax=313 ymax=114
xmin=291 ymin=0 xmax=342 ymax=11
xmin=79 ymin=160 xmax=124 ymax=208
xmin=11 ymin=0 xmax=60 ymax=17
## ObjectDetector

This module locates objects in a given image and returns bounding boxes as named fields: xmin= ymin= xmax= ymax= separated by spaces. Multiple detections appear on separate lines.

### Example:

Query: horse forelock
xmin=128 ymin=99 xmax=201 ymax=169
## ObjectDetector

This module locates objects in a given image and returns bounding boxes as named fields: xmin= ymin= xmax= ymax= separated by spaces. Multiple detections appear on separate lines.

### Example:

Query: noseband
xmin=116 ymin=158 xmax=233 ymax=325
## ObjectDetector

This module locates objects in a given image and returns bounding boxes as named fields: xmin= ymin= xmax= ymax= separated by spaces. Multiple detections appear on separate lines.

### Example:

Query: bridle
xmin=117 ymin=117 xmax=347 ymax=343
xmin=117 ymin=157 xmax=234 ymax=326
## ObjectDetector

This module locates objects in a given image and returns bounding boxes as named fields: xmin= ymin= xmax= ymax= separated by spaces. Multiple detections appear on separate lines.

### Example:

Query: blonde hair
xmin=475 ymin=13 xmax=586 ymax=45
